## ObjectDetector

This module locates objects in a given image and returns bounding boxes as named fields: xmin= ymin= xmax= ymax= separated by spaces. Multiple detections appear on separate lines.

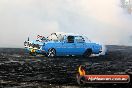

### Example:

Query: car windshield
xmin=47 ymin=33 xmax=64 ymax=41
xmin=57 ymin=34 xmax=64 ymax=41
xmin=47 ymin=33 xmax=58 ymax=41
xmin=83 ymin=36 xmax=91 ymax=43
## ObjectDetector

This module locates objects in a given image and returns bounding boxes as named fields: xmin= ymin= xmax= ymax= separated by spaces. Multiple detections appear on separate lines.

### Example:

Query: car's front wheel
xmin=48 ymin=48 xmax=56 ymax=58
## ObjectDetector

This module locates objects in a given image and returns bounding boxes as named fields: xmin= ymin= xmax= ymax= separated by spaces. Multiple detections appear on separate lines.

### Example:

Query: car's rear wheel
xmin=48 ymin=48 xmax=56 ymax=58
xmin=83 ymin=49 xmax=92 ymax=57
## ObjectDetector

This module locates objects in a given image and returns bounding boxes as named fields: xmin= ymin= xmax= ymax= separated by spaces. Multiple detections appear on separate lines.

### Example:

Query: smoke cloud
xmin=0 ymin=0 xmax=132 ymax=47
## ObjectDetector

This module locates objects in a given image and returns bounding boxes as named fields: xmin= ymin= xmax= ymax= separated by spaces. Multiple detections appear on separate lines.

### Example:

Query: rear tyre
xmin=83 ymin=49 xmax=92 ymax=57
xmin=48 ymin=48 xmax=56 ymax=58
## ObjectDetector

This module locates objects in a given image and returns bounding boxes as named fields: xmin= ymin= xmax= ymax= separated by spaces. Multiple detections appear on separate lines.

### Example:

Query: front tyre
xmin=48 ymin=48 xmax=56 ymax=58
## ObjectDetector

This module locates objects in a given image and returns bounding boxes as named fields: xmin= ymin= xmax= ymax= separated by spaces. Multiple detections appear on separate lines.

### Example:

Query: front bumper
xmin=25 ymin=48 xmax=46 ymax=54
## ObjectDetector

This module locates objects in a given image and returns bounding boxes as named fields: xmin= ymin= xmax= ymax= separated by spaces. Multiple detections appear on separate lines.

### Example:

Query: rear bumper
xmin=93 ymin=50 xmax=102 ymax=54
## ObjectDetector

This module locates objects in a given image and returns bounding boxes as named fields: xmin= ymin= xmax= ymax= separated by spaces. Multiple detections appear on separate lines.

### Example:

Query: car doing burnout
xmin=24 ymin=32 xmax=102 ymax=57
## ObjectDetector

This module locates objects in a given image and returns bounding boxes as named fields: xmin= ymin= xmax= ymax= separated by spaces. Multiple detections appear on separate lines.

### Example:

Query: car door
xmin=74 ymin=36 xmax=86 ymax=55
xmin=62 ymin=36 xmax=76 ymax=55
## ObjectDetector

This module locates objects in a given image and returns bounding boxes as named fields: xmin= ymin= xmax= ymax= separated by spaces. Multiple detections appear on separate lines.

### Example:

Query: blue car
xmin=42 ymin=32 xmax=102 ymax=57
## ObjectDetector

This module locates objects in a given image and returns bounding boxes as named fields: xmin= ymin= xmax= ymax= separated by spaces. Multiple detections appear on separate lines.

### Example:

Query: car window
xmin=75 ymin=36 xmax=85 ymax=43
xmin=67 ymin=36 xmax=74 ymax=43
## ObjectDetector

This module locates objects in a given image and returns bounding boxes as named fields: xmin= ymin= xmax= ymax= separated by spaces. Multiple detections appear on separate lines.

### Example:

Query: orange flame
xmin=78 ymin=65 xmax=86 ymax=76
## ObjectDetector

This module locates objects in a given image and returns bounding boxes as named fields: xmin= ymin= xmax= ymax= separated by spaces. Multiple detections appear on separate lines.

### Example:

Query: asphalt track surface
xmin=0 ymin=45 xmax=132 ymax=88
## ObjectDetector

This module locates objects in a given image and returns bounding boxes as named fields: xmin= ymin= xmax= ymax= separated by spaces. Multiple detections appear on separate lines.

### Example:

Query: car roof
xmin=53 ymin=32 xmax=80 ymax=36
